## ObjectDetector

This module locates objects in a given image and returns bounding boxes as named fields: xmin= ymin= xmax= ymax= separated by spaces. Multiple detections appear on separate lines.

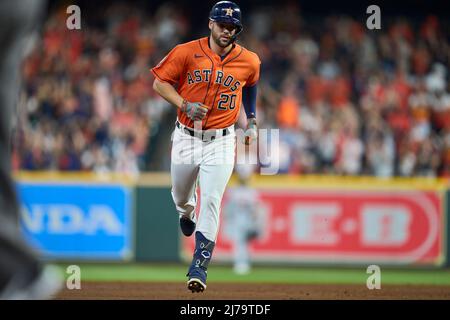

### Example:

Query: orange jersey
xmin=151 ymin=37 xmax=260 ymax=129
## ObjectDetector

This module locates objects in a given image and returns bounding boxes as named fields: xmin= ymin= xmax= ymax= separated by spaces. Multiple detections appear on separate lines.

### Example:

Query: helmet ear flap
xmin=235 ymin=24 xmax=243 ymax=36
xmin=229 ymin=24 xmax=243 ymax=43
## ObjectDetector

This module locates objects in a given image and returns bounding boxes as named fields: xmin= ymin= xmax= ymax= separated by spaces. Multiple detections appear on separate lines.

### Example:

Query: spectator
xmin=15 ymin=3 xmax=450 ymax=178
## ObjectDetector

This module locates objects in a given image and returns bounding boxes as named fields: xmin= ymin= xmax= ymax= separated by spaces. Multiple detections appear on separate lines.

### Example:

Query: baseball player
xmin=151 ymin=1 xmax=260 ymax=293
xmin=223 ymin=164 xmax=262 ymax=275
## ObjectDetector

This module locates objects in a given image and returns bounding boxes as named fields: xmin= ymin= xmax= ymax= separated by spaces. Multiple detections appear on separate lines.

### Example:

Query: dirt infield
xmin=56 ymin=281 xmax=450 ymax=300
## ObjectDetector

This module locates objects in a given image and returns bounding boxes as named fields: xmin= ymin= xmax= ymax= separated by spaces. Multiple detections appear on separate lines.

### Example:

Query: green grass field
xmin=56 ymin=263 xmax=450 ymax=286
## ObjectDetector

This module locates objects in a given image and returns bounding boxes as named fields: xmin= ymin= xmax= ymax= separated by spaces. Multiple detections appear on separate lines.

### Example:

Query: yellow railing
xmin=14 ymin=171 xmax=450 ymax=191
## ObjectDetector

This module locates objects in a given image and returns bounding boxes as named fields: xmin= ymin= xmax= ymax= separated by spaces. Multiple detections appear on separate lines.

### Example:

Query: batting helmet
xmin=209 ymin=1 xmax=243 ymax=41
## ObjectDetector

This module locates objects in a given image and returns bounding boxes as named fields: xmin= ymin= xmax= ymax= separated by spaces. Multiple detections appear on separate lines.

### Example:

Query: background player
xmin=223 ymin=163 xmax=263 ymax=275
xmin=151 ymin=0 xmax=260 ymax=292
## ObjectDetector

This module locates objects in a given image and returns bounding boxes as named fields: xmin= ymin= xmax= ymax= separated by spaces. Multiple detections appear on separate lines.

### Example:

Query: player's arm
xmin=243 ymin=54 xmax=260 ymax=145
xmin=151 ymin=47 xmax=208 ymax=121
xmin=242 ymin=84 xmax=258 ymax=145
xmin=153 ymin=78 xmax=208 ymax=122
xmin=153 ymin=78 xmax=184 ymax=109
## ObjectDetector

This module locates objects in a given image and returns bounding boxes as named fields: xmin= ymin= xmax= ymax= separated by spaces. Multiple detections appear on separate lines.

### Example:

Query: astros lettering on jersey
xmin=151 ymin=37 xmax=261 ymax=130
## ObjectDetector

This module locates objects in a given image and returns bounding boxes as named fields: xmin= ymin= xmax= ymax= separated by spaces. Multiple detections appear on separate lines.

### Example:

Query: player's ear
xmin=208 ymin=20 xmax=213 ymax=31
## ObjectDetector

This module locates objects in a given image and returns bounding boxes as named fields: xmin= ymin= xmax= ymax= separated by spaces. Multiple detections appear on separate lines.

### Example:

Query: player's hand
xmin=180 ymin=99 xmax=208 ymax=121
xmin=244 ymin=118 xmax=257 ymax=145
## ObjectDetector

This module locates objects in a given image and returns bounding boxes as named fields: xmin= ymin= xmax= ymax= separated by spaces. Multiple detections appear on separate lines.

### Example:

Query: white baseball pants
xmin=171 ymin=121 xmax=236 ymax=242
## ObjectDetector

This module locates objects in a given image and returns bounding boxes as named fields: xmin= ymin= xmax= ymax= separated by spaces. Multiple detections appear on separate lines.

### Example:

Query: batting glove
xmin=180 ymin=99 xmax=208 ymax=121
xmin=244 ymin=118 xmax=257 ymax=145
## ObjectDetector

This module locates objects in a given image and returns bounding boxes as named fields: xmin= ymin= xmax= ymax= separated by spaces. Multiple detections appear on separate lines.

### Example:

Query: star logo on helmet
xmin=224 ymin=8 xmax=234 ymax=16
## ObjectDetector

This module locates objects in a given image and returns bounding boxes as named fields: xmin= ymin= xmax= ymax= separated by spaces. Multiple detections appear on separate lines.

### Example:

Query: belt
xmin=176 ymin=120 xmax=230 ymax=141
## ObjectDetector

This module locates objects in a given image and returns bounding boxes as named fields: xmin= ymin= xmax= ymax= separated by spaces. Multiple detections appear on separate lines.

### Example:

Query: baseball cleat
xmin=185 ymin=232 xmax=213 ymax=293
xmin=187 ymin=278 xmax=206 ymax=293
xmin=187 ymin=264 xmax=208 ymax=293
xmin=179 ymin=216 xmax=196 ymax=237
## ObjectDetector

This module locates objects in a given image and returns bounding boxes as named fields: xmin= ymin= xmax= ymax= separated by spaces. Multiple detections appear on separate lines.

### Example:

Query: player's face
xmin=209 ymin=21 xmax=236 ymax=48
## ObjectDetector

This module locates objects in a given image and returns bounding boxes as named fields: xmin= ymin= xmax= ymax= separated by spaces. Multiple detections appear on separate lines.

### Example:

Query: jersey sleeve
xmin=246 ymin=52 xmax=261 ymax=87
xmin=151 ymin=45 xmax=186 ymax=85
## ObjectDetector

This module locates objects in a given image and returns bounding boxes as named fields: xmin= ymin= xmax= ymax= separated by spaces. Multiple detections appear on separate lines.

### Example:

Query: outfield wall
xmin=15 ymin=172 xmax=449 ymax=266
xmin=189 ymin=176 xmax=448 ymax=266
xmin=16 ymin=173 xmax=135 ymax=261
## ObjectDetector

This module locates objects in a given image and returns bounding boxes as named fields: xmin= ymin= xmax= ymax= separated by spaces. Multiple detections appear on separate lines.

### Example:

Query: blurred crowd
xmin=14 ymin=2 xmax=450 ymax=177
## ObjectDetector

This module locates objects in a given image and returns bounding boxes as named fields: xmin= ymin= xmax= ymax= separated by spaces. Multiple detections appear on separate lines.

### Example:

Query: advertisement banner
xmin=183 ymin=189 xmax=445 ymax=265
xmin=18 ymin=182 xmax=132 ymax=260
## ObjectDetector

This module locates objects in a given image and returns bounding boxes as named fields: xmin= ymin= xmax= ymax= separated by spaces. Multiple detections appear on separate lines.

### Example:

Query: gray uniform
xmin=224 ymin=185 xmax=262 ymax=274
